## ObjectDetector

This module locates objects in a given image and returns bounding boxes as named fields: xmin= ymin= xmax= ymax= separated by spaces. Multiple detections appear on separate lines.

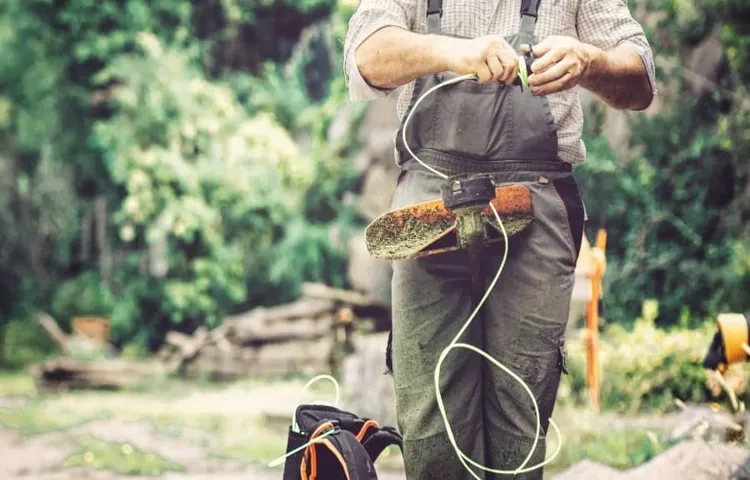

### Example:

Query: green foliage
xmin=51 ymin=272 xmax=116 ymax=329
xmin=89 ymin=34 xmax=315 ymax=345
xmin=576 ymin=0 xmax=750 ymax=325
xmin=551 ymin=422 xmax=666 ymax=474
xmin=561 ymin=300 xmax=750 ymax=413
xmin=0 ymin=0 xmax=360 ymax=358
xmin=1 ymin=318 xmax=58 ymax=370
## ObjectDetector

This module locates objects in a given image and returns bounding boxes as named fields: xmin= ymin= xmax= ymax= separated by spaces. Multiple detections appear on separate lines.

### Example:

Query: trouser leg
xmin=390 ymin=169 xmax=487 ymax=480
xmin=481 ymin=175 xmax=584 ymax=480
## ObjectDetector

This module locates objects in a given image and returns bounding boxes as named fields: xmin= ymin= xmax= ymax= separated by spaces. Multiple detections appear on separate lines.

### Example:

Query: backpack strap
xmin=361 ymin=425 xmax=404 ymax=462
xmin=301 ymin=437 xmax=353 ymax=480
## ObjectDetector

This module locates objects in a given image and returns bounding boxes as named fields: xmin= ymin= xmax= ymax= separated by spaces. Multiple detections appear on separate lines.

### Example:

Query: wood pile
xmin=31 ymin=313 xmax=165 ymax=391
xmin=30 ymin=357 xmax=165 ymax=392
xmin=158 ymin=282 xmax=391 ymax=380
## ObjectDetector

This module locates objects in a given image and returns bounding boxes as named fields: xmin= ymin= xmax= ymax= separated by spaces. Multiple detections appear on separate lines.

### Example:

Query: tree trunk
xmin=0 ymin=324 xmax=5 ymax=368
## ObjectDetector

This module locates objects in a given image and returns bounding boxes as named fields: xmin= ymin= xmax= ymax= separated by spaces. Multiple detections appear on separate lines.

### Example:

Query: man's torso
xmin=394 ymin=0 xmax=587 ymax=165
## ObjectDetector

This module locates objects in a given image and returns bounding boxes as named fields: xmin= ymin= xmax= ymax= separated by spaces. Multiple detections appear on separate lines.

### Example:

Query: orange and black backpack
xmin=282 ymin=404 xmax=403 ymax=480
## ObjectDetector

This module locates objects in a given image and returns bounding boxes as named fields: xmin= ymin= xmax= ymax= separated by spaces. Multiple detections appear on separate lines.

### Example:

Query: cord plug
xmin=513 ymin=53 xmax=534 ymax=89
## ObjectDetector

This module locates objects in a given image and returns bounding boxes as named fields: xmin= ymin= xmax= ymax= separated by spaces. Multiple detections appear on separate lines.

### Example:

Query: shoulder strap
xmin=428 ymin=0 xmax=541 ymax=38
xmin=521 ymin=0 xmax=542 ymax=18
xmin=427 ymin=0 xmax=442 ymax=34
xmin=361 ymin=426 xmax=404 ymax=462
xmin=519 ymin=0 xmax=542 ymax=46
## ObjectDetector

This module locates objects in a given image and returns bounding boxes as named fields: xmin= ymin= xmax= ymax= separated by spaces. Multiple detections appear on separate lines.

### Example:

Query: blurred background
xmin=0 ymin=0 xmax=749 ymax=479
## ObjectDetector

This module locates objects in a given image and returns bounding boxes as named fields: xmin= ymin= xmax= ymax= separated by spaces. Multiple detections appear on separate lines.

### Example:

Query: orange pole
xmin=585 ymin=229 xmax=607 ymax=412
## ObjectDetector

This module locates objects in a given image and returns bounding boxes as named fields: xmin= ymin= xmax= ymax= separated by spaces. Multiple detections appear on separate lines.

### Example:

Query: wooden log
xmin=30 ymin=358 xmax=164 ymax=391
xmin=38 ymin=313 xmax=70 ymax=354
xmin=227 ymin=315 xmax=335 ymax=346
xmin=224 ymin=298 xmax=335 ymax=329
xmin=340 ymin=332 xmax=397 ymax=427
xmin=302 ymin=282 xmax=388 ymax=308
xmin=163 ymin=325 xmax=230 ymax=374
xmin=254 ymin=337 xmax=334 ymax=363
xmin=245 ymin=360 xmax=331 ymax=377
xmin=165 ymin=331 xmax=194 ymax=351
xmin=302 ymin=283 xmax=392 ymax=332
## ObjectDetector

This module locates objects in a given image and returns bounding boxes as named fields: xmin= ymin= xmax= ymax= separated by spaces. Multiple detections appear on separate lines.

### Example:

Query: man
xmin=343 ymin=0 xmax=655 ymax=478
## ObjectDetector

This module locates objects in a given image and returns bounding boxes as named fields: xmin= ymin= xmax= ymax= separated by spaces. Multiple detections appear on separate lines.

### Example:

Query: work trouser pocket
xmin=510 ymin=313 xmax=567 ymax=387
xmin=550 ymin=175 xmax=586 ymax=262
xmin=558 ymin=337 xmax=569 ymax=375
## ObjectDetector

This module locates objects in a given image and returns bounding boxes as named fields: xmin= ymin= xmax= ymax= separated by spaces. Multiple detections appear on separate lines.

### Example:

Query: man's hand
xmin=442 ymin=35 xmax=520 ymax=85
xmin=523 ymin=36 xmax=597 ymax=96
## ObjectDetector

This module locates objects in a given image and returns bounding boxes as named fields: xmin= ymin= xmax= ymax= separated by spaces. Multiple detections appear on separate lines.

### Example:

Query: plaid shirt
xmin=343 ymin=0 xmax=657 ymax=165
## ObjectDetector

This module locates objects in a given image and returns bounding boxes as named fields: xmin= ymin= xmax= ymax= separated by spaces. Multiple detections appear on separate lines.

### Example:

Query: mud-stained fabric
xmin=390 ymin=164 xmax=583 ymax=479
xmin=361 ymin=0 xmax=588 ymax=478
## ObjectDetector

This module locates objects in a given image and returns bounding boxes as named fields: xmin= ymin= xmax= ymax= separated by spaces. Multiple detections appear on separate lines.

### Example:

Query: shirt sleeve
xmin=343 ymin=0 xmax=418 ymax=102
xmin=576 ymin=0 xmax=658 ymax=100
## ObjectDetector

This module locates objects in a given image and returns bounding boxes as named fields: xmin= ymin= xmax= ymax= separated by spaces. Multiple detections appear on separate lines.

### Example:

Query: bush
xmin=561 ymin=299 xmax=750 ymax=413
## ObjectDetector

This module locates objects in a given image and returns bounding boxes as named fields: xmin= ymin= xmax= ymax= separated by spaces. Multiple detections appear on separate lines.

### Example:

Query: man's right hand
xmin=440 ymin=35 xmax=520 ymax=85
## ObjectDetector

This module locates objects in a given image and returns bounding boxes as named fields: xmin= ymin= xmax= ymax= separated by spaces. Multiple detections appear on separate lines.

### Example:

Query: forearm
xmin=355 ymin=26 xmax=450 ymax=89
xmin=580 ymin=44 xmax=654 ymax=111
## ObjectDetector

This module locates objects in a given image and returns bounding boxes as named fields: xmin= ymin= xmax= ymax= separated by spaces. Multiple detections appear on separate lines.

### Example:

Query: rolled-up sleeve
xmin=576 ymin=0 xmax=658 ymax=99
xmin=343 ymin=0 xmax=417 ymax=102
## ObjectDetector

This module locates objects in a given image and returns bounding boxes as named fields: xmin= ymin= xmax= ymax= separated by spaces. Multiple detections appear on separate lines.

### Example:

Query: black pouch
xmin=282 ymin=404 xmax=403 ymax=480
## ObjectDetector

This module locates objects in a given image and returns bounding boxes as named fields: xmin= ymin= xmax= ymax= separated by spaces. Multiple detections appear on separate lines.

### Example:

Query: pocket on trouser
xmin=550 ymin=175 xmax=585 ymax=262
xmin=510 ymin=313 xmax=567 ymax=395
xmin=494 ymin=310 xmax=568 ymax=442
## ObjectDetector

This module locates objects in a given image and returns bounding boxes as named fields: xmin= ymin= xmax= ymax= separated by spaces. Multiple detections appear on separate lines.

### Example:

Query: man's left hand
xmin=522 ymin=36 xmax=598 ymax=96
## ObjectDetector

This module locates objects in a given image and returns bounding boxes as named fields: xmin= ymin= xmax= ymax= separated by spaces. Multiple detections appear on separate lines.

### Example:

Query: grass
xmin=0 ymin=400 xmax=106 ymax=436
xmin=544 ymin=405 xmax=669 ymax=475
xmin=0 ymin=370 xmax=37 ymax=396
xmin=0 ymin=371 xmax=687 ymax=477
xmin=63 ymin=436 xmax=186 ymax=476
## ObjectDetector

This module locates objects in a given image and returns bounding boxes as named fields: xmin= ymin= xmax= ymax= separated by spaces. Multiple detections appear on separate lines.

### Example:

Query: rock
xmin=551 ymin=459 xmax=625 ymax=480
xmin=328 ymin=102 xmax=354 ymax=145
xmin=356 ymin=164 xmax=398 ymax=221
xmin=552 ymin=441 xmax=750 ymax=480
xmin=293 ymin=129 xmax=313 ymax=156
xmin=627 ymin=440 xmax=750 ymax=480
xmin=358 ymin=97 xmax=400 ymax=168
xmin=340 ymin=332 xmax=397 ymax=427
xmin=685 ymin=28 xmax=725 ymax=97
xmin=347 ymin=233 xmax=392 ymax=304
xmin=604 ymin=108 xmax=633 ymax=162
xmin=352 ymin=150 xmax=372 ymax=175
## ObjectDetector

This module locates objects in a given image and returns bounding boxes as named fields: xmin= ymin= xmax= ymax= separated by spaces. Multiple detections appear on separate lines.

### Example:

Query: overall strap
xmin=519 ymin=0 xmax=542 ymax=46
xmin=427 ymin=0 xmax=442 ymax=34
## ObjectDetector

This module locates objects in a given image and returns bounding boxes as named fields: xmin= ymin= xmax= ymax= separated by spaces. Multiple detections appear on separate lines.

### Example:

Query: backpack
xmin=282 ymin=404 xmax=404 ymax=480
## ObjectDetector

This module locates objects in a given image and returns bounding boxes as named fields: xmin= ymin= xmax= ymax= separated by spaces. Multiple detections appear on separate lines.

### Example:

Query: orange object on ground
xmin=583 ymin=229 xmax=607 ymax=412
xmin=72 ymin=317 xmax=111 ymax=344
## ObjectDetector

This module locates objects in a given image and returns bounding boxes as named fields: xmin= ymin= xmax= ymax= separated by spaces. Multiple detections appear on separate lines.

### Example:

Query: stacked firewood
xmin=158 ymin=282 xmax=391 ymax=380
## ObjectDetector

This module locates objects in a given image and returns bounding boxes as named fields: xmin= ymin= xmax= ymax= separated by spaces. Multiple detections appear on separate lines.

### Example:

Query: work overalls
xmin=388 ymin=0 xmax=585 ymax=478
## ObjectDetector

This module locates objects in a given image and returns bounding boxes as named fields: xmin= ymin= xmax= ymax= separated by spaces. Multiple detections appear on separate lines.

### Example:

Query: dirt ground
xmin=2 ymin=375 xmax=750 ymax=480
xmin=0 ymin=377 xmax=408 ymax=480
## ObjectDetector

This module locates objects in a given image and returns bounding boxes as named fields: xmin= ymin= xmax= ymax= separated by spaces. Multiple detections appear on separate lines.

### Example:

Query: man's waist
xmin=397 ymin=148 xmax=572 ymax=176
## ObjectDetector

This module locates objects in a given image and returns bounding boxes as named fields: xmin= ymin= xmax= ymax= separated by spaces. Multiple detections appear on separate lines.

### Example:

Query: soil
xmin=3 ymin=383 xmax=749 ymax=480
xmin=0 ymin=418 xmax=406 ymax=480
